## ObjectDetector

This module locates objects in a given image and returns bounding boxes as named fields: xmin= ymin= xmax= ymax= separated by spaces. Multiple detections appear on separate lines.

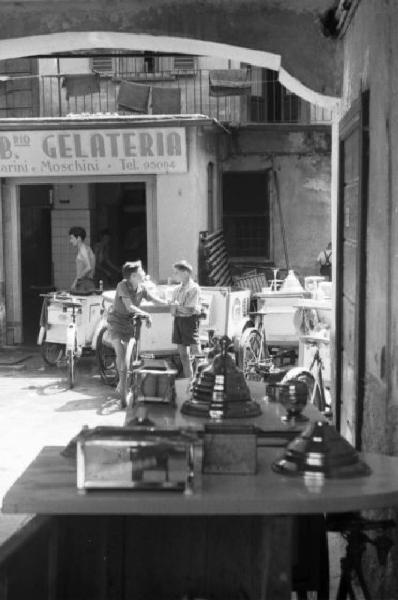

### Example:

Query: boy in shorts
xmin=170 ymin=260 xmax=202 ymax=379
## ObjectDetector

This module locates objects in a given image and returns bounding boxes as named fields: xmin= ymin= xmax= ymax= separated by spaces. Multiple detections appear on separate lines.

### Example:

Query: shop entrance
xmin=93 ymin=181 xmax=148 ymax=274
xmin=222 ymin=171 xmax=270 ymax=265
xmin=119 ymin=182 xmax=147 ymax=268
xmin=20 ymin=185 xmax=53 ymax=344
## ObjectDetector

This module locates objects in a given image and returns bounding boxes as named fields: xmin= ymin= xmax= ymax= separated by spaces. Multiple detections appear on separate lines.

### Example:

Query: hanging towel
xmin=117 ymin=80 xmax=150 ymax=113
xmin=152 ymin=86 xmax=181 ymax=114
xmin=62 ymin=73 xmax=100 ymax=100
xmin=209 ymin=69 xmax=251 ymax=97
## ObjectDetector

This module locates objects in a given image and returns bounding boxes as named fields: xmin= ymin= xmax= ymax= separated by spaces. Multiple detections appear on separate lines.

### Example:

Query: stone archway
xmin=0 ymin=0 xmax=341 ymax=98
xmin=0 ymin=31 xmax=339 ymax=110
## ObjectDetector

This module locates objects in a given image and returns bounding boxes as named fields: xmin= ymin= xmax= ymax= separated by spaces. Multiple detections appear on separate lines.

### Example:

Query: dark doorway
xmin=222 ymin=171 xmax=270 ymax=262
xmin=20 ymin=185 xmax=53 ymax=344
xmin=119 ymin=182 xmax=147 ymax=269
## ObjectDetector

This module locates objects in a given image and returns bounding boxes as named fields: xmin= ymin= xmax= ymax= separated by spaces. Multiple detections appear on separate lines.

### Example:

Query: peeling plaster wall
xmin=157 ymin=127 xmax=219 ymax=281
xmin=342 ymin=1 xmax=398 ymax=597
xmin=222 ymin=126 xmax=331 ymax=277
xmin=342 ymin=0 xmax=391 ymax=453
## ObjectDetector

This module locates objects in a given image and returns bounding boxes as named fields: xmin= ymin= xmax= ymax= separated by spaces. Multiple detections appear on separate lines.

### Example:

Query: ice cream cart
xmin=94 ymin=285 xmax=252 ymax=385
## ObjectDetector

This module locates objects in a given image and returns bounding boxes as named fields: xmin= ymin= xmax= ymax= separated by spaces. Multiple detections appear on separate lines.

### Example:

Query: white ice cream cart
xmin=94 ymin=285 xmax=252 ymax=385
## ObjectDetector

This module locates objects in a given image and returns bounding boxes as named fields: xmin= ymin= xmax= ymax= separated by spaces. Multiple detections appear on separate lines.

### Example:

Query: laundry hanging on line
xmin=117 ymin=80 xmax=151 ymax=114
xmin=152 ymin=86 xmax=181 ymax=114
xmin=209 ymin=69 xmax=251 ymax=97
xmin=62 ymin=73 xmax=101 ymax=100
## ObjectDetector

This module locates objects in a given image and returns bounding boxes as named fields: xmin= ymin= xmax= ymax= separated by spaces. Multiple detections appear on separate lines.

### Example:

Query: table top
xmin=4 ymin=445 xmax=398 ymax=516
xmin=4 ymin=382 xmax=398 ymax=516
xmin=125 ymin=380 xmax=322 ymax=434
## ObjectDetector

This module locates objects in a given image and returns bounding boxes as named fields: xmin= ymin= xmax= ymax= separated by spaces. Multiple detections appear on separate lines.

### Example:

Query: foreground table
xmin=4 ymin=384 xmax=398 ymax=600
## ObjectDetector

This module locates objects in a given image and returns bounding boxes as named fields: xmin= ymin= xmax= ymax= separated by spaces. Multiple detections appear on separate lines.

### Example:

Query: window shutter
xmin=173 ymin=55 xmax=195 ymax=71
xmin=91 ymin=56 xmax=113 ymax=72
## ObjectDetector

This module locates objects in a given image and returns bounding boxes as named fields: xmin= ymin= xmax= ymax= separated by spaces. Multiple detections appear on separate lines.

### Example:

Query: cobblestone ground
xmin=0 ymin=347 xmax=124 ymax=539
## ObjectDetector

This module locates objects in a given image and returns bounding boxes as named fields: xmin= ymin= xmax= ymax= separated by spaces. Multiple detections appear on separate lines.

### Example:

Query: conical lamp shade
xmin=272 ymin=421 xmax=371 ymax=478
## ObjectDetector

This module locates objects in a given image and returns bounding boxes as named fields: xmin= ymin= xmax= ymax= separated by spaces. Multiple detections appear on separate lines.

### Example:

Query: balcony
xmin=0 ymin=69 xmax=332 ymax=125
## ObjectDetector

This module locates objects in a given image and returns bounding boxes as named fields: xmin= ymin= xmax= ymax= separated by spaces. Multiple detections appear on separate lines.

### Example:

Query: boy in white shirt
xmin=170 ymin=260 xmax=201 ymax=379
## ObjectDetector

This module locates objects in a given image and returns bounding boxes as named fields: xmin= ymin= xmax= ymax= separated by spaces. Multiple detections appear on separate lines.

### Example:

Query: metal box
xmin=76 ymin=426 xmax=196 ymax=492
xmin=202 ymin=424 xmax=257 ymax=475
xmin=132 ymin=361 xmax=177 ymax=404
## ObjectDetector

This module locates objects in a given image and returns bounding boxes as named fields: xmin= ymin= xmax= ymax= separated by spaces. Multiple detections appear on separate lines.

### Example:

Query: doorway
xmin=119 ymin=182 xmax=147 ymax=269
xmin=222 ymin=171 xmax=270 ymax=263
xmin=20 ymin=185 xmax=53 ymax=344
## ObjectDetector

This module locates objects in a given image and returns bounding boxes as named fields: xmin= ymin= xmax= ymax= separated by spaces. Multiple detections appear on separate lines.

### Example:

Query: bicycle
xmin=123 ymin=313 xmax=150 ymax=408
xmin=63 ymin=299 xmax=83 ymax=389
xmin=238 ymin=313 xmax=273 ymax=379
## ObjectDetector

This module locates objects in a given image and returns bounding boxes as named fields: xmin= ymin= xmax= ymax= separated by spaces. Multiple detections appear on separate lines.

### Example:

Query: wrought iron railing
xmin=0 ymin=69 xmax=333 ymax=124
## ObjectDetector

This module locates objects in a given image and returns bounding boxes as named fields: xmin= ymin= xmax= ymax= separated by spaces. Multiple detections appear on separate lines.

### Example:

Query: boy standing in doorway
xmin=170 ymin=260 xmax=201 ymax=379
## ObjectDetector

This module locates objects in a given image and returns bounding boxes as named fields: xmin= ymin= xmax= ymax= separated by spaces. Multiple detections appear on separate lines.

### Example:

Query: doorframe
xmin=4 ymin=174 xmax=158 ymax=344
xmin=335 ymin=91 xmax=369 ymax=449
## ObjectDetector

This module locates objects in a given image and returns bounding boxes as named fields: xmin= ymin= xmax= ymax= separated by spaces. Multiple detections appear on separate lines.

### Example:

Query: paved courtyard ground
xmin=0 ymin=346 xmax=344 ymax=597
xmin=0 ymin=347 xmax=124 ymax=541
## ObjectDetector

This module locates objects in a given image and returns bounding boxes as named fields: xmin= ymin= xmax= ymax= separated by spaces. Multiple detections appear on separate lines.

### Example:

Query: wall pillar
xmin=330 ymin=112 xmax=340 ymax=420
xmin=2 ymin=182 xmax=22 ymax=344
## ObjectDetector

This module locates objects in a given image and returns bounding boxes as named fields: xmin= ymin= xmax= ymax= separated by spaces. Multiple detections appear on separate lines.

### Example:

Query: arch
xmin=0 ymin=32 xmax=340 ymax=110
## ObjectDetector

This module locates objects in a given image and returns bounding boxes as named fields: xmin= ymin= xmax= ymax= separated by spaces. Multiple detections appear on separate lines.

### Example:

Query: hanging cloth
xmin=209 ymin=69 xmax=251 ymax=97
xmin=152 ymin=86 xmax=181 ymax=114
xmin=117 ymin=80 xmax=151 ymax=113
xmin=62 ymin=73 xmax=100 ymax=100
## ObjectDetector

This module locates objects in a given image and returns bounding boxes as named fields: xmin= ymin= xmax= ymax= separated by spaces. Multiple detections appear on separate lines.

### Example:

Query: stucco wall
xmin=222 ymin=125 xmax=331 ymax=278
xmin=156 ymin=126 xmax=219 ymax=281
xmin=342 ymin=1 xmax=398 ymax=597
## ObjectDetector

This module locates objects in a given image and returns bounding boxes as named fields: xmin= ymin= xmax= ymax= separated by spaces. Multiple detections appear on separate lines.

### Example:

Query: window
xmin=248 ymin=68 xmax=301 ymax=123
xmin=90 ymin=55 xmax=113 ymax=73
xmin=173 ymin=55 xmax=195 ymax=72
xmin=222 ymin=172 xmax=270 ymax=259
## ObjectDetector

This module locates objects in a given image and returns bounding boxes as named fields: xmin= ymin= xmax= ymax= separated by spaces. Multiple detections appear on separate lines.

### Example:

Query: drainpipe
xmin=0 ymin=181 xmax=6 ymax=346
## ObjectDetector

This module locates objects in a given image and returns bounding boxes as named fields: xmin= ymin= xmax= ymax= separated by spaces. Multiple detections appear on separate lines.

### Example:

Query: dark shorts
xmin=172 ymin=316 xmax=200 ymax=346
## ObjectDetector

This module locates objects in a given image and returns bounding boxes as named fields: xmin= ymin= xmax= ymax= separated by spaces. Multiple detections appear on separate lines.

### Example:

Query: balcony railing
xmin=0 ymin=69 xmax=333 ymax=124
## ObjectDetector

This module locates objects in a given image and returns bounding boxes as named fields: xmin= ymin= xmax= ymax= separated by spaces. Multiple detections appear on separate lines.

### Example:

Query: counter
xmin=4 ymin=384 xmax=398 ymax=599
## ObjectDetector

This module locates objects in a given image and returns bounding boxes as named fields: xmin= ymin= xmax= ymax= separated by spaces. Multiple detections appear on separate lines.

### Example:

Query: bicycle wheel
xmin=41 ymin=339 xmax=64 ymax=367
xmin=123 ymin=337 xmax=139 ymax=408
xmin=66 ymin=348 xmax=75 ymax=389
xmin=312 ymin=367 xmax=327 ymax=413
xmin=238 ymin=328 xmax=264 ymax=377
xmin=96 ymin=326 xmax=118 ymax=386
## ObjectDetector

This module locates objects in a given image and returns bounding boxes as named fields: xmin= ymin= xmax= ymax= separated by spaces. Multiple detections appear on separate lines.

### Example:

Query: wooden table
xmin=4 ymin=383 xmax=398 ymax=600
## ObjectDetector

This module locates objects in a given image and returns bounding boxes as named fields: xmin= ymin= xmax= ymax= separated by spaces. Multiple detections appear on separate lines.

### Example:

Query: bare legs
xmin=112 ymin=337 xmax=127 ymax=399
xmin=177 ymin=343 xmax=201 ymax=379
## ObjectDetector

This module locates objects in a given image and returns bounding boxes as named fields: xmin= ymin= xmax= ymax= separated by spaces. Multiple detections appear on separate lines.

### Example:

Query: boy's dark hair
xmin=122 ymin=261 xmax=142 ymax=279
xmin=100 ymin=228 xmax=111 ymax=237
xmin=173 ymin=260 xmax=193 ymax=274
xmin=69 ymin=226 xmax=86 ymax=241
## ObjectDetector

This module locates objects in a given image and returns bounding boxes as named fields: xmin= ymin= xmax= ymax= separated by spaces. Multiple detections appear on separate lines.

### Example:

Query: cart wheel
xmin=41 ymin=340 xmax=65 ymax=367
xmin=124 ymin=337 xmax=139 ymax=408
xmin=96 ymin=326 xmax=118 ymax=387
xmin=238 ymin=328 xmax=264 ymax=377
xmin=66 ymin=348 xmax=75 ymax=389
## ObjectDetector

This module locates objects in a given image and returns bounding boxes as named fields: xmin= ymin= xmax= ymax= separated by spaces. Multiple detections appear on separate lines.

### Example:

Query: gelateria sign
xmin=0 ymin=128 xmax=187 ymax=176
